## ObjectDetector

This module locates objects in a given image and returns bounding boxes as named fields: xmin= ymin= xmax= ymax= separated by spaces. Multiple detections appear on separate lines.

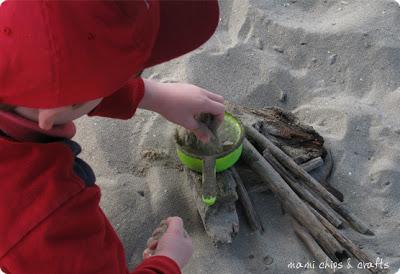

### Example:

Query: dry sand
xmin=74 ymin=0 xmax=400 ymax=273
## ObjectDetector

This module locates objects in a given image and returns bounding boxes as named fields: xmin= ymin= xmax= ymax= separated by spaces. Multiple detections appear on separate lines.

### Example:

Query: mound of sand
xmin=75 ymin=0 xmax=400 ymax=273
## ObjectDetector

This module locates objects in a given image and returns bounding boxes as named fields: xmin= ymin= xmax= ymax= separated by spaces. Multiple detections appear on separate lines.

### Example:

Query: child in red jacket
xmin=0 ymin=1 xmax=221 ymax=273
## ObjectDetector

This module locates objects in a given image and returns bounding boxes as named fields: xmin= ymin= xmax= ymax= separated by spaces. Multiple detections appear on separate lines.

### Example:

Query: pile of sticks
xmin=241 ymin=125 xmax=383 ymax=273
xmin=184 ymin=105 xmax=385 ymax=273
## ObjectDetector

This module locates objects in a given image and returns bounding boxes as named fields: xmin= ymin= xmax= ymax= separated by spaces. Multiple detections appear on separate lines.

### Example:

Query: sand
xmin=74 ymin=0 xmax=400 ymax=273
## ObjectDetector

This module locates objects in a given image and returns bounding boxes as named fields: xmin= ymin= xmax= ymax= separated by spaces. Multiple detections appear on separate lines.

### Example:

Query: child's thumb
xmin=166 ymin=217 xmax=184 ymax=235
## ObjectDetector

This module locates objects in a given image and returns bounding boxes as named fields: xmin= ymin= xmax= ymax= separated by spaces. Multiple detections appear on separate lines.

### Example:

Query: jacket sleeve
xmin=132 ymin=256 xmax=181 ymax=274
xmin=0 ymin=185 xmax=180 ymax=274
xmin=88 ymin=77 xmax=145 ymax=120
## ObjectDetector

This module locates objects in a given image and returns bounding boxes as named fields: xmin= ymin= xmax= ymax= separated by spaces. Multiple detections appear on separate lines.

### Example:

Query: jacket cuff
xmin=131 ymin=255 xmax=181 ymax=274
xmin=88 ymin=77 xmax=145 ymax=120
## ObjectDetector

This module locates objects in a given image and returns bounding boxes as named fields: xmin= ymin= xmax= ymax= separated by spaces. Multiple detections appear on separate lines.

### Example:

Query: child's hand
xmin=143 ymin=217 xmax=193 ymax=269
xmin=140 ymin=80 xmax=225 ymax=143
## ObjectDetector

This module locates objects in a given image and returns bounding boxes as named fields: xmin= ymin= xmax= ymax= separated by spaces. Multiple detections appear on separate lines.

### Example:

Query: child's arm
xmin=88 ymin=78 xmax=224 ymax=143
xmin=139 ymin=79 xmax=225 ymax=143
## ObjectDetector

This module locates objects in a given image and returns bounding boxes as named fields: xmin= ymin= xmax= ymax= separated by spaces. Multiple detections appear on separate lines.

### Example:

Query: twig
xmin=300 ymin=157 xmax=324 ymax=172
xmin=319 ymin=148 xmax=344 ymax=202
xmin=231 ymin=167 xmax=264 ymax=232
xmin=247 ymin=184 xmax=270 ymax=193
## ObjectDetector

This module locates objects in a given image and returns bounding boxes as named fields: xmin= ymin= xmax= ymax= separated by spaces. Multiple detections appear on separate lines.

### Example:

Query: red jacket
xmin=0 ymin=79 xmax=181 ymax=274
xmin=0 ymin=1 xmax=219 ymax=273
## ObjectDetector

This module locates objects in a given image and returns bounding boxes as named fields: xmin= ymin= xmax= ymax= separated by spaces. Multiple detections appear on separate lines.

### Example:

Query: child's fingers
xmin=193 ymin=126 xmax=213 ymax=144
xmin=204 ymin=91 xmax=224 ymax=104
xmin=214 ymin=112 xmax=225 ymax=126
xmin=143 ymin=248 xmax=154 ymax=260
xmin=202 ymin=100 xmax=225 ymax=117
xmin=146 ymin=237 xmax=158 ymax=250
xmin=152 ymin=226 xmax=167 ymax=239
xmin=159 ymin=219 xmax=168 ymax=226
xmin=202 ymin=100 xmax=225 ymax=128
xmin=166 ymin=216 xmax=184 ymax=236
xmin=184 ymin=119 xmax=212 ymax=143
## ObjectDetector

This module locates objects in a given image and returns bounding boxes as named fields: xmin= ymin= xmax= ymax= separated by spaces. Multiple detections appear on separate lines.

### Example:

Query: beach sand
xmin=74 ymin=0 xmax=400 ymax=273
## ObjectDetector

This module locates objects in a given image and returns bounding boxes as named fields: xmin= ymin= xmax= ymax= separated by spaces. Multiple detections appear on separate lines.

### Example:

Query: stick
xmin=263 ymin=149 xmax=344 ymax=228
xmin=309 ymin=207 xmax=386 ymax=274
xmin=318 ymin=148 xmax=344 ymax=202
xmin=295 ymin=151 xmax=344 ymax=202
xmin=300 ymin=157 xmax=324 ymax=172
xmin=245 ymin=124 xmax=374 ymax=235
xmin=242 ymin=139 xmax=348 ymax=262
xmin=291 ymin=218 xmax=334 ymax=274
xmin=230 ymin=167 xmax=264 ymax=232
xmin=248 ymin=184 xmax=270 ymax=193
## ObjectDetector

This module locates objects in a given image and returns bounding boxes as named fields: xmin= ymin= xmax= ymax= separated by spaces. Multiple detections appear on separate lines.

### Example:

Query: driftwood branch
xmin=247 ymin=184 xmax=270 ymax=193
xmin=186 ymin=168 xmax=239 ymax=244
xmin=299 ymin=157 xmax=324 ymax=172
xmin=262 ymin=148 xmax=344 ymax=228
xmin=291 ymin=218 xmax=334 ymax=274
xmin=230 ymin=167 xmax=264 ymax=232
xmin=245 ymin=124 xmax=373 ymax=235
xmin=242 ymin=138 xmax=348 ymax=262
xmin=309 ymin=207 xmax=386 ymax=274
xmin=311 ymin=149 xmax=344 ymax=202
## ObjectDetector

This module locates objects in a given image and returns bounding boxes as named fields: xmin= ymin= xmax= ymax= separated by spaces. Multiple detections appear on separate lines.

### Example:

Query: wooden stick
xmin=318 ymin=148 xmax=344 ymax=202
xmin=230 ymin=167 xmax=264 ymax=232
xmin=300 ymin=157 xmax=324 ymax=172
xmin=293 ymin=151 xmax=344 ymax=202
xmin=242 ymin=138 xmax=348 ymax=262
xmin=263 ymin=149 xmax=344 ymax=228
xmin=291 ymin=218 xmax=334 ymax=274
xmin=308 ymin=207 xmax=386 ymax=274
xmin=245 ymin=124 xmax=374 ymax=235
xmin=248 ymin=184 xmax=270 ymax=193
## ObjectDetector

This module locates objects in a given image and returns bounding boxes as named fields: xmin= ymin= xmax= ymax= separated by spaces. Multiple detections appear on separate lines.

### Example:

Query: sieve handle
xmin=201 ymin=156 xmax=217 ymax=206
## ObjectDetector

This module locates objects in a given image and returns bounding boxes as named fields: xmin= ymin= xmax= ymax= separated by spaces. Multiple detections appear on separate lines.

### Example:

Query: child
xmin=0 ymin=1 xmax=222 ymax=273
